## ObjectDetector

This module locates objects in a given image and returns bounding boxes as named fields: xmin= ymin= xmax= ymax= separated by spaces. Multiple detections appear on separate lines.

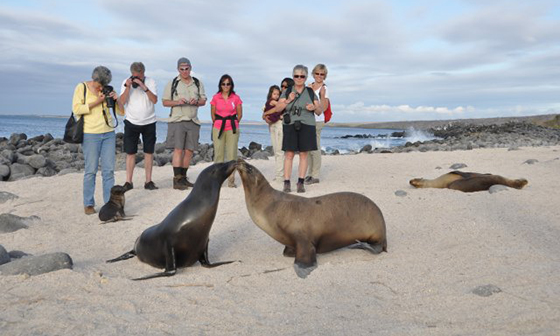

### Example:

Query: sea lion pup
xmin=99 ymin=185 xmax=129 ymax=222
xmin=409 ymin=171 xmax=528 ymax=192
xmin=106 ymin=161 xmax=237 ymax=280
xmin=236 ymin=159 xmax=387 ymax=279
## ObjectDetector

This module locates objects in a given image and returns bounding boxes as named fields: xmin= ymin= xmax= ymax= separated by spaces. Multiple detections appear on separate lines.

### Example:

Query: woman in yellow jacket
xmin=72 ymin=66 xmax=124 ymax=215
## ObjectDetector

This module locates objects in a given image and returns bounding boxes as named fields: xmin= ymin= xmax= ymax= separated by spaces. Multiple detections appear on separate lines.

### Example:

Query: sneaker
xmin=283 ymin=181 xmax=291 ymax=193
xmin=304 ymin=177 xmax=320 ymax=185
xmin=144 ymin=181 xmax=158 ymax=190
xmin=84 ymin=206 xmax=96 ymax=215
xmin=123 ymin=182 xmax=133 ymax=191
xmin=297 ymin=182 xmax=305 ymax=193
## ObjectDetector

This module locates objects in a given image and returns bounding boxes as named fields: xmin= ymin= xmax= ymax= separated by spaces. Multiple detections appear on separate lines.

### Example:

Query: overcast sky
xmin=1 ymin=0 xmax=559 ymax=122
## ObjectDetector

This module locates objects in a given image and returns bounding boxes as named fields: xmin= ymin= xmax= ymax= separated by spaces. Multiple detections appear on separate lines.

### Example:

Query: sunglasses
xmin=314 ymin=72 xmax=326 ymax=77
xmin=293 ymin=75 xmax=306 ymax=79
xmin=221 ymin=82 xmax=232 ymax=86
xmin=179 ymin=67 xmax=191 ymax=71
xmin=281 ymin=85 xmax=288 ymax=89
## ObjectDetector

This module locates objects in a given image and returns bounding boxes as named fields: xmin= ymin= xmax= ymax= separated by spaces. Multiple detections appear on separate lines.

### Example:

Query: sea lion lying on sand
xmin=409 ymin=171 xmax=528 ymax=192
xmin=236 ymin=159 xmax=387 ymax=279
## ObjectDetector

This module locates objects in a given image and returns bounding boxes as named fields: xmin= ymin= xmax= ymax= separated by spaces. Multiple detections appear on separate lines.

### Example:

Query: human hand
xmin=305 ymin=103 xmax=315 ymax=111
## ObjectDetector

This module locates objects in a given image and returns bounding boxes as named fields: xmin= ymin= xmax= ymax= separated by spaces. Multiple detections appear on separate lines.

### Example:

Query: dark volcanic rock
xmin=0 ymin=213 xmax=40 ymax=233
xmin=0 ymin=245 xmax=9 ymax=265
xmin=0 ymin=192 xmax=18 ymax=204
xmin=0 ymin=252 xmax=73 ymax=276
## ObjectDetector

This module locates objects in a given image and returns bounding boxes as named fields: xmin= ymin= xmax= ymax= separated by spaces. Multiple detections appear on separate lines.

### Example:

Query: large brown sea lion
xmin=106 ymin=161 xmax=237 ymax=280
xmin=409 ymin=171 xmax=528 ymax=192
xmin=236 ymin=159 xmax=387 ymax=278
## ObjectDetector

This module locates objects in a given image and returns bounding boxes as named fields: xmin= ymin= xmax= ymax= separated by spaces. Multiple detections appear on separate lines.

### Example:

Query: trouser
xmin=307 ymin=121 xmax=324 ymax=178
xmin=269 ymin=120 xmax=284 ymax=180
xmin=82 ymin=131 xmax=116 ymax=207
xmin=212 ymin=128 xmax=240 ymax=163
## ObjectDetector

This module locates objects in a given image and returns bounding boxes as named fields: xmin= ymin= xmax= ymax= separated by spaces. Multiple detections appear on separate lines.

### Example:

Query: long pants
xmin=212 ymin=128 xmax=240 ymax=162
xmin=82 ymin=131 xmax=116 ymax=207
xmin=307 ymin=121 xmax=324 ymax=179
xmin=268 ymin=120 xmax=284 ymax=180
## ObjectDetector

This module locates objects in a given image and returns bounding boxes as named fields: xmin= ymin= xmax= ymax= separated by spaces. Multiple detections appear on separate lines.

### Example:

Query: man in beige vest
xmin=162 ymin=57 xmax=207 ymax=190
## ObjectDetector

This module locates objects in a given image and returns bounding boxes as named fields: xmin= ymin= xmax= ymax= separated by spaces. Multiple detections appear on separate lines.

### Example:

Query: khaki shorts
xmin=166 ymin=120 xmax=200 ymax=150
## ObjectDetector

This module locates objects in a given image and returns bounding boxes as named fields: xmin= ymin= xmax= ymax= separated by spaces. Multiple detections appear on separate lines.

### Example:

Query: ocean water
xmin=0 ymin=115 xmax=435 ymax=153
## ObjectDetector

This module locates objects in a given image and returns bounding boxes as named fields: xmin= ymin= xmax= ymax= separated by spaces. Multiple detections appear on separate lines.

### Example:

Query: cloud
xmin=0 ymin=0 xmax=558 ymax=123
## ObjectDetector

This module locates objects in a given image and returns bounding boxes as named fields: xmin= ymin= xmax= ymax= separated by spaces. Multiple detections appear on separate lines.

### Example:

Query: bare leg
xmin=284 ymin=151 xmax=295 ymax=180
xmin=298 ymin=151 xmax=308 ymax=179
xmin=126 ymin=154 xmax=135 ymax=183
xmin=144 ymin=153 xmax=154 ymax=183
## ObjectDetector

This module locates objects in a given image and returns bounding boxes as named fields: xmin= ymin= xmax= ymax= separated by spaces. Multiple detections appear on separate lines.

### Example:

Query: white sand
xmin=1 ymin=146 xmax=559 ymax=335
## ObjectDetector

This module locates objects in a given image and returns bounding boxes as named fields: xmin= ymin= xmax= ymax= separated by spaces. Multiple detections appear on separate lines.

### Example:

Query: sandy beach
xmin=1 ymin=146 xmax=559 ymax=335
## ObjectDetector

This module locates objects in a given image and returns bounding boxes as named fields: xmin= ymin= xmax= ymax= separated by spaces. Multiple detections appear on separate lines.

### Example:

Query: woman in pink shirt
xmin=210 ymin=74 xmax=243 ymax=187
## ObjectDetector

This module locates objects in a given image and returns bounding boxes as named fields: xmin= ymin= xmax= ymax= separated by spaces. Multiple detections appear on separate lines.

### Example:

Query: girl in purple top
xmin=210 ymin=74 xmax=243 ymax=187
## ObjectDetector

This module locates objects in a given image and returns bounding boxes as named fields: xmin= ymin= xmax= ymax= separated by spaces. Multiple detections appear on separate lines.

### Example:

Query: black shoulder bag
xmin=64 ymin=83 xmax=86 ymax=144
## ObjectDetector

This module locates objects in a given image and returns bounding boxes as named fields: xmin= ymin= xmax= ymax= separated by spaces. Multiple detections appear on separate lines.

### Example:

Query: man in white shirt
xmin=118 ymin=62 xmax=159 ymax=190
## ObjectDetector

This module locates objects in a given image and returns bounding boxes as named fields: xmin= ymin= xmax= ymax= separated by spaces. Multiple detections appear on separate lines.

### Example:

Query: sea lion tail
xmin=106 ymin=250 xmax=136 ymax=263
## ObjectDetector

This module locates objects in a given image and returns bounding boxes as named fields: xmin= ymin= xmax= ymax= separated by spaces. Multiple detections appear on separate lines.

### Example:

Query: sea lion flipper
xmin=132 ymin=242 xmax=178 ymax=281
xmin=132 ymin=269 xmax=177 ymax=281
xmin=106 ymin=250 xmax=136 ymax=263
xmin=293 ymin=242 xmax=317 ymax=279
xmin=198 ymin=241 xmax=235 ymax=268
xmin=349 ymin=240 xmax=385 ymax=254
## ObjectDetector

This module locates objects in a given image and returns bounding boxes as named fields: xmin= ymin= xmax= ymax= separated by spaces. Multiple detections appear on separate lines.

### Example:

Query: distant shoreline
xmin=2 ymin=113 xmax=558 ymax=130
xmin=326 ymin=113 xmax=560 ymax=130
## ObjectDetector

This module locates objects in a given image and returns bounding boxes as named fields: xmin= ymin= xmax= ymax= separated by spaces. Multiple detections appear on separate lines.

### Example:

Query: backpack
xmin=285 ymin=85 xmax=315 ymax=102
xmin=169 ymin=76 xmax=200 ymax=116
xmin=170 ymin=76 xmax=200 ymax=100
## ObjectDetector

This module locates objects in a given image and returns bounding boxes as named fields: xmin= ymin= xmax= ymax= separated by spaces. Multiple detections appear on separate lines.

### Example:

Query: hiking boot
xmin=297 ymin=182 xmax=305 ymax=193
xmin=123 ymin=182 xmax=133 ymax=191
xmin=184 ymin=178 xmax=195 ymax=188
xmin=304 ymin=177 xmax=320 ymax=185
xmin=144 ymin=181 xmax=158 ymax=190
xmin=173 ymin=175 xmax=189 ymax=190
xmin=84 ymin=206 xmax=96 ymax=215
xmin=283 ymin=181 xmax=291 ymax=193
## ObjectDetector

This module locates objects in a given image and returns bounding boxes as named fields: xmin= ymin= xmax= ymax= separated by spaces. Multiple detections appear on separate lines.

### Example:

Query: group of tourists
xmin=72 ymin=58 xmax=330 ymax=215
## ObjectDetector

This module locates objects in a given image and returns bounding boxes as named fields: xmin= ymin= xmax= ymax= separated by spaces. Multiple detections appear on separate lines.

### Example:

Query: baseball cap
xmin=177 ymin=57 xmax=191 ymax=67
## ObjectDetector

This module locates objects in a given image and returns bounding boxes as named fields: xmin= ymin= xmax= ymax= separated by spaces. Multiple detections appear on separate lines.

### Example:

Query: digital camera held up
xmin=126 ymin=76 xmax=142 ymax=89
xmin=102 ymin=85 xmax=115 ymax=108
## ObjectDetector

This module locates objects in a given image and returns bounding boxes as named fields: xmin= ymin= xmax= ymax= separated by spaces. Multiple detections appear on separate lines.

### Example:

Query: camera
xmin=102 ymin=85 xmax=115 ymax=108
xmin=126 ymin=76 xmax=141 ymax=89
xmin=294 ymin=107 xmax=302 ymax=116
xmin=283 ymin=112 xmax=291 ymax=125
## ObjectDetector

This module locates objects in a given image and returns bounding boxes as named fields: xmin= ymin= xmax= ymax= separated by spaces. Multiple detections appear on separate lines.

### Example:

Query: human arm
xmin=210 ymin=104 xmax=216 ymax=123
xmin=72 ymin=83 xmax=104 ymax=116
xmin=236 ymin=104 xmax=243 ymax=122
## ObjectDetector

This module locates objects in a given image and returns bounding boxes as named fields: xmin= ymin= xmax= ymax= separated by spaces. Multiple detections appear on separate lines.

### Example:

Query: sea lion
xmin=98 ymin=185 xmax=128 ymax=222
xmin=236 ymin=159 xmax=387 ymax=279
xmin=409 ymin=171 xmax=528 ymax=192
xmin=106 ymin=161 xmax=237 ymax=280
